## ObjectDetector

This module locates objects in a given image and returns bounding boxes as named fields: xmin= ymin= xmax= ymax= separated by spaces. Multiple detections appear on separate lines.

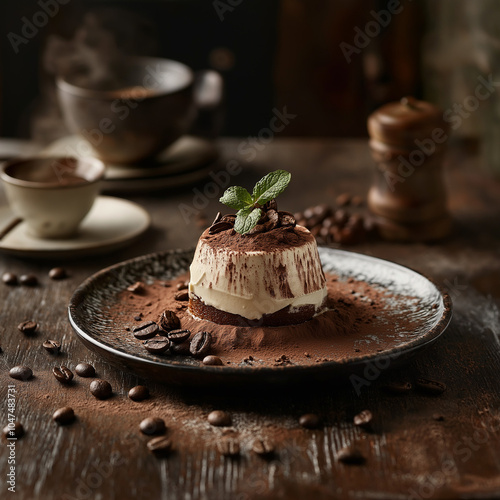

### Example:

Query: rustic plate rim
xmin=68 ymin=248 xmax=453 ymax=378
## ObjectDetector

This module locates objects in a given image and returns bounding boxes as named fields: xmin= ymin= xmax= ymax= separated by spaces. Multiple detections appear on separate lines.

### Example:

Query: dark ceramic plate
xmin=68 ymin=248 xmax=452 ymax=386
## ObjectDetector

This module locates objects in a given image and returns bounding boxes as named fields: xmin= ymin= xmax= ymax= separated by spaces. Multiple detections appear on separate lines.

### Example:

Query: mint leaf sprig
xmin=219 ymin=170 xmax=291 ymax=235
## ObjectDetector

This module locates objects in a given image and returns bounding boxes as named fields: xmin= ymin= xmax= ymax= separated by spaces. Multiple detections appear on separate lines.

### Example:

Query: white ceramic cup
xmin=1 ymin=156 xmax=105 ymax=239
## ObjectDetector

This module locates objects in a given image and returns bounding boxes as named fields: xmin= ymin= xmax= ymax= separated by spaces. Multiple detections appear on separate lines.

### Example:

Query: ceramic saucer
xmin=42 ymin=135 xmax=219 ymax=192
xmin=0 ymin=196 xmax=150 ymax=259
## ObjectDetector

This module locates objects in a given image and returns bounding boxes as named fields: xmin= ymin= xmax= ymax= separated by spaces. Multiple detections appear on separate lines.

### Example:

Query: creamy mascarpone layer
xmin=189 ymin=226 xmax=327 ymax=320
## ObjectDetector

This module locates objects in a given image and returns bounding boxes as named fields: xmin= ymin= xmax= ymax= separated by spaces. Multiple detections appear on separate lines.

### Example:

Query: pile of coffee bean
xmin=131 ymin=309 xmax=215 ymax=361
xmin=294 ymin=193 xmax=377 ymax=245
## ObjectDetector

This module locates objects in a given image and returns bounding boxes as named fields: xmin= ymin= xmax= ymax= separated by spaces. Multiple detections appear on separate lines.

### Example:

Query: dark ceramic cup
xmin=56 ymin=57 xmax=222 ymax=164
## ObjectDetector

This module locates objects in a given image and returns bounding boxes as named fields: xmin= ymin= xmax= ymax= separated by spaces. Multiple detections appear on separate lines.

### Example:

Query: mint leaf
xmin=252 ymin=170 xmax=291 ymax=206
xmin=234 ymin=207 xmax=262 ymax=234
xmin=219 ymin=186 xmax=253 ymax=210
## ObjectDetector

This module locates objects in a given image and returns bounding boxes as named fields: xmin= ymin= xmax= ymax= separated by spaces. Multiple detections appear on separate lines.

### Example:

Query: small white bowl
xmin=1 ymin=156 xmax=105 ymax=239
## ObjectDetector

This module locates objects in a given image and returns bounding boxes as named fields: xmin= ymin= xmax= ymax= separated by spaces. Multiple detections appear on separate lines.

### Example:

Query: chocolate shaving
xmin=209 ymin=221 xmax=233 ymax=235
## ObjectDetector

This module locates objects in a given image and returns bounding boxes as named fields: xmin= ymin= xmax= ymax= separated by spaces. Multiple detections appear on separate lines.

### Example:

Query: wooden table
xmin=1 ymin=138 xmax=500 ymax=500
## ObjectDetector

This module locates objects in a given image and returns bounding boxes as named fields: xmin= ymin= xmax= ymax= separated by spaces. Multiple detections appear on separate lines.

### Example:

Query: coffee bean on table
xmin=53 ymin=407 xmax=75 ymax=425
xmin=48 ymin=267 xmax=67 ymax=280
xmin=415 ymin=378 xmax=446 ymax=395
xmin=127 ymin=281 xmax=145 ymax=294
xmin=42 ymin=339 xmax=61 ymax=354
xmin=53 ymin=366 xmax=74 ymax=384
xmin=203 ymin=355 xmax=223 ymax=366
xmin=18 ymin=321 xmax=38 ymax=334
xmin=299 ymin=413 xmax=321 ymax=429
xmin=128 ymin=385 xmax=150 ymax=402
xmin=90 ymin=379 xmax=112 ymax=400
xmin=174 ymin=290 xmax=189 ymax=301
xmin=336 ymin=445 xmax=366 ymax=465
xmin=2 ymin=272 xmax=17 ymax=285
xmin=382 ymin=381 xmax=412 ymax=394
xmin=147 ymin=436 xmax=173 ymax=455
xmin=139 ymin=417 xmax=166 ymax=435
xmin=9 ymin=366 xmax=33 ymax=381
xmin=353 ymin=410 xmax=373 ymax=430
xmin=217 ymin=438 xmax=240 ymax=456
xmin=133 ymin=321 xmax=159 ymax=340
xmin=207 ymin=410 xmax=232 ymax=427
xmin=3 ymin=422 xmax=24 ymax=439
xmin=158 ymin=310 xmax=180 ymax=332
xmin=144 ymin=337 xmax=171 ymax=354
xmin=19 ymin=274 xmax=38 ymax=286
xmin=336 ymin=193 xmax=352 ymax=207
xmin=167 ymin=329 xmax=191 ymax=344
xmin=190 ymin=331 xmax=212 ymax=358
xmin=75 ymin=363 xmax=95 ymax=377
xmin=252 ymin=439 xmax=274 ymax=456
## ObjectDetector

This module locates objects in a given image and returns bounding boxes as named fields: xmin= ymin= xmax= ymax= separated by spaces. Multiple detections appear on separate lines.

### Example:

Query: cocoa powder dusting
xmin=201 ymin=226 xmax=310 ymax=253
xmin=111 ymin=271 xmax=402 ymax=366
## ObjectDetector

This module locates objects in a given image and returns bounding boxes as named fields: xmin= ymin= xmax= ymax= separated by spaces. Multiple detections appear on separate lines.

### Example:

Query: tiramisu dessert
xmin=119 ymin=170 xmax=387 ymax=366
xmin=188 ymin=210 xmax=328 ymax=327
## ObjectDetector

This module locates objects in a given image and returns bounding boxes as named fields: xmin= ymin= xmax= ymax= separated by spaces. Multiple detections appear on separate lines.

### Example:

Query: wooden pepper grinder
xmin=367 ymin=96 xmax=452 ymax=241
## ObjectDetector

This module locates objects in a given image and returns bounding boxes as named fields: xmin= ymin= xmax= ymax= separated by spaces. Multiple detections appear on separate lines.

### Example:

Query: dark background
xmin=0 ymin=0 xmax=428 ymax=141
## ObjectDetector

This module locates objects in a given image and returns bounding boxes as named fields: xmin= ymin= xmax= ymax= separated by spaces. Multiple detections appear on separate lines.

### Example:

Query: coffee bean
xmin=353 ymin=410 xmax=373 ymax=430
xmin=53 ymin=407 xmax=75 ymax=425
xmin=382 ymin=381 xmax=412 ymax=394
xmin=42 ymin=339 xmax=61 ymax=354
xmin=9 ymin=366 xmax=32 ymax=381
xmin=190 ymin=331 xmax=212 ymax=358
xmin=127 ymin=281 xmax=145 ymax=294
xmin=3 ymin=421 xmax=24 ymax=439
xmin=144 ymin=336 xmax=171 ymax=354
xmin=128 ymin=385 xmax=150 ymax=402
xmin=352 ymin=195 xmax=364 ymax=207
xmin=18 ymin=321 xmax=38 ymax=335
xmin=134 ymin=315 xmax=142 ymax=321
xmin=158 ymin=310 xmax=180 ymax=332
xmin=140 ymin=417 xmax=166 ymax=435
xmin=207 ymin=410 xmax=232 ymax=427
xmin=209 ymin=221 xmax=233 ymax=234
xmin=433 ymin=413 xmax=445 ymax=421
xmin=2 ymin=272 xmax=17 ymax=285
xmin=133 ymin=321 xmax=159 ymax=340
xmin=336 ymin=193 xmax=352 ymax=207
xmin=147 ymin=436 xmax=173 ymax=455
xmin=415 ymin=378 xmax=446 ymax=395
xmin=167 ymin=329 xmax=191 ymax=344
xmin=203 ymin=355 xmax=223 ymax=366
xmin=75 ymin=362 xmax=95 ymax=377
xmin=334 ymin=209 xmax=349 ymax=227
xmin=48 ymin=267 xmax=67 ymax=280
xmin=176 ymin=281 xmax=189 ymax=291
xmin=279 ymin=211 xmax=296 ymax=227
xmin=299 ymin=413 xmax=321 ymax=429
xmin=52 ymin=366 xmax=73 ymax=384
xmin=217 ymin=438 xmax=240 ymax=456
xmin=90 ymin=379 xmax=112 ymax=399
xmin=336 ymin=445 xmax=365 ymax=465
xmin=171 ymin=341 xmax=191 ymax=355
xmin=252 ymin=439 xmax=274 ymax=456
xmin=174 ymin=290 xmax=189 ymax=301
xmin=19 ymin=274 xmax=38 ymax=286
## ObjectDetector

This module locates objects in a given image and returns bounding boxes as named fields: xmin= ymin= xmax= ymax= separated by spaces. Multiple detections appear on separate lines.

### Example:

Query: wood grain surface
xmin=1 ymin=139 xmax=500 ymax=500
